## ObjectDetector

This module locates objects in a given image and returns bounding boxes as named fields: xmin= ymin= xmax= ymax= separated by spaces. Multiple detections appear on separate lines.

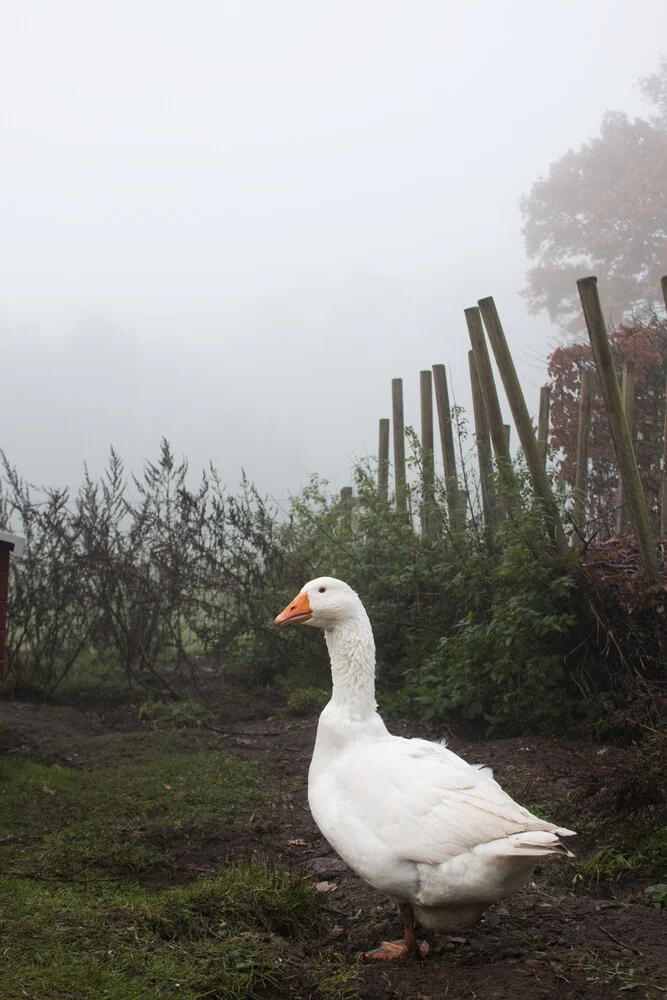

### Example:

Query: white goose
xmin=275 ymin=577 xmax=575 ymax=959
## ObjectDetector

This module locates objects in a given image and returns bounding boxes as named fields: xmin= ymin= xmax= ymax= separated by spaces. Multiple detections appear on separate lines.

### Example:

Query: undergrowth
xmin=138 ymin=697 xmax=215 ymax=729
xmin=1 ymin=433 xmax=664 ymax=734
xmin=573 ymin=827 xmax=667 ymax=886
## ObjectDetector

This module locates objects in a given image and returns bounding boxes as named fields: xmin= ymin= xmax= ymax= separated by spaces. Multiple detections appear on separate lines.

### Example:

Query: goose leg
xmin=364 ymin=903 xmax=430 ymax=960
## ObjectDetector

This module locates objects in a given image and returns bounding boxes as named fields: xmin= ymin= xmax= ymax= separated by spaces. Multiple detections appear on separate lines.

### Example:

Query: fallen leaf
xmin=41 ymin=785 xmax=56 ymax=796
xmin=163 ymin=784 xmax=172 ymax=790
xmin=314 ymin=881 xmax=337 ymax=893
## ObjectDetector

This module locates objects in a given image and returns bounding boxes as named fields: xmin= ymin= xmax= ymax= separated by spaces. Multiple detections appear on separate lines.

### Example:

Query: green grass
xmin=138 ymin=697 xmax=215 ymax=729
xmin=573 ymin=826 xmax=667 ymax=886
xmin=1 ymin=735 xmax=265 ymax=880
xmin=0 ymin=868 xmax=324 ymax=999
xmin=0 ymin=720 xmax=22 ymax=752
xmin=566 ymin=950 xmax=667 ymax=996
xmin=0 ymin=733 xmax=349 ymax=999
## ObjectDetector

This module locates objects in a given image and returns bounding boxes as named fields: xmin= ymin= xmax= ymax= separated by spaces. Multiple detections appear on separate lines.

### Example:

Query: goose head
xmin=274 ymin=577 xmax=362 ymax=631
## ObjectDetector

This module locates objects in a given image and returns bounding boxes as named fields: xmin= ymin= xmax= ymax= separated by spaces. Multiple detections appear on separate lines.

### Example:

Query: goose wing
xmin=328 ymin=736 xmax=573 ymax=865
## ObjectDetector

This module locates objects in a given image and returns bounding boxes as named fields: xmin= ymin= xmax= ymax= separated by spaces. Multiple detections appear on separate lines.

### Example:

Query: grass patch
xmin=0 ymin=720 xmax=22 ymax=752
xmin=566 ymin=949 xmax=666 ymax=995
xmin=0 ymin=731 xmax=357 ymax=999
xmin=138 ymin=697 xmax=215 ymax=729
xmin=0 ymin=735 xmax=264 ymax=880
xmin=573 ymin=826 xmax=667 ymax=886
xmin=0 ymin=866 xmax=324 ymax=999
xmin=305 ymin=954 xmax=362 ymax=1000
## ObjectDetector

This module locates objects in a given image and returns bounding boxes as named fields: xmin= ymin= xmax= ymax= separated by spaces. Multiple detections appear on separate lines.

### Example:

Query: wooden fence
xmin=338 ymin=274 xmax=667 ymax=582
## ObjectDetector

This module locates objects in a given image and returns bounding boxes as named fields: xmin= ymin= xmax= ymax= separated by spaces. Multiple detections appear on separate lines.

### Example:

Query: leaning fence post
xmin=432 ymin=364 xmax=463 ymax=530
xmin=340 ymin=487 xmax=353 ymax=531
xmin=378 ymin=418 xmax=390 ymax=498
xmin=662 ymin=374 xmax=667 ymax=539
xmin=478 ymin=296 xmax=569 ymax=557
xmin=420 ymin=370 xmax=435 ymax=538
xmin=504 ymin=424 xmax=512 ymax=453
xmin=468 ymin=350 xmax=494 ymax=530
xmin=577 ymin=276 xmax=659 ymax=582
xmin=392 ymin=378 xmax=407 ymax=515
xmin=572 ymin=369 xmax=593 ymax=539
xmin=661 ymin=277 xmax=667 ymax=537
xmin=538 ymin=385 xmax=551 ymax=466
xmin=465 ymin=308 xmax=514 ymax=479
xmin=615 ymin=360 xmax=636 ymax=535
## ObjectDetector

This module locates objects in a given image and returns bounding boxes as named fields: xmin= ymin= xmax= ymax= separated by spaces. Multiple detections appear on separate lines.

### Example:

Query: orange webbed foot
xmin=364 ymin=938 xmax=430 ymax=960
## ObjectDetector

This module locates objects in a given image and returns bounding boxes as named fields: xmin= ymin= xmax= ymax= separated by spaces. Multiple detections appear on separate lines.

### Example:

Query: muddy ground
xmin=1 ymin=692 xmax=665 ymax=999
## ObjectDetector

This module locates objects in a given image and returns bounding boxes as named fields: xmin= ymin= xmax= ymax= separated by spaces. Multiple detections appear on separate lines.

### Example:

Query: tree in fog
xmin=521 ymin=58 xmax=667 ymax=337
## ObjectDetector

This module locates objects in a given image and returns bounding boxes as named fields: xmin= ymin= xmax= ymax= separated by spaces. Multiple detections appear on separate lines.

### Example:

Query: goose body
xmin=275 ymin=577 xmax=575 ymax=956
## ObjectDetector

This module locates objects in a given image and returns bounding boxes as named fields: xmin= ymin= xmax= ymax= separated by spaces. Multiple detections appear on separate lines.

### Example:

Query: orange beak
xmin=274 ymin=591 xmax=313 ymax=626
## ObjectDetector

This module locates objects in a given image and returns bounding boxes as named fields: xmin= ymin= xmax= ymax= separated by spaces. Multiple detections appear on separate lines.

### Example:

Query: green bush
xmin=285 ymin=685 xmax=330 ymax=716
xmin=5 ymin=428 xmax=659 ymax=734
xmin=253 ymin=455 xmax=582 ymax=732
xmin=408 ymin=510 xmax=578 ymax=730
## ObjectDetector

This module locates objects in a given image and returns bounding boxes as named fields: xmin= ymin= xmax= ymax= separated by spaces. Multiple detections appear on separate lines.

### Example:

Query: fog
xmin=2 ymin=0 xmax=665 ymax=501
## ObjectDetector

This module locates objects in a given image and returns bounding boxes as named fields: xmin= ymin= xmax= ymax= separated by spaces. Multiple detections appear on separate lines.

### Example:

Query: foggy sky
xmin=2 ymin=0 xmax=666 ymax=504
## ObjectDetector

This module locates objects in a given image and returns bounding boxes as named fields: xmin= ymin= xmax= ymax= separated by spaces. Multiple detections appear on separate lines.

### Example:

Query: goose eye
xmin=318 ymin=587 xmax=326 ymax=593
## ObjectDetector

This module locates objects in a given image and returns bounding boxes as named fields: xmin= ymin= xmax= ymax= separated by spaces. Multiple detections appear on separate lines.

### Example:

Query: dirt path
xmin=1 ymin=698 xmax=665 ymax=999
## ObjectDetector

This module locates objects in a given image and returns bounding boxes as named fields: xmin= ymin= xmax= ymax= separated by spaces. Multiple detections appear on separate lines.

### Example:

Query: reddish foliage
xmin=575 ymin=536 xmax=667 ymax=727
xmin=548 ymin=315 xmax=667 ymax=534
xmin=583 ymin=536 xmax=667 ymax=614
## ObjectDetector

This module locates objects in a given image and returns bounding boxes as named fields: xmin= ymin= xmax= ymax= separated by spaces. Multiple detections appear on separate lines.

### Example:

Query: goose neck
xmin=324 ymin=614 xmax=377 ymax=714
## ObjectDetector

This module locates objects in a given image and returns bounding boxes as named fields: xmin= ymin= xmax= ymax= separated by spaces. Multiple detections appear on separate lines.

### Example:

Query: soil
xmin=1 ymin=692 xmax=666 ymax=1000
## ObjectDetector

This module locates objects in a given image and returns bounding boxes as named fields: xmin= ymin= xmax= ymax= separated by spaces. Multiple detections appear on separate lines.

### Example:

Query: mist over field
xmin=2 ymin=0 xmax=666 ymax=496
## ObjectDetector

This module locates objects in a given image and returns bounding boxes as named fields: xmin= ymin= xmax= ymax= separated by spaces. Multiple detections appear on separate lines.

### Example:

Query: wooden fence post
xmin=378 ymin=418 xmax=390 ymax=498
xmin=572 ymin=369 xmax=593 ymax=538
xmin=340 ymin=487 xmax=353 ymax=530
xmin=478 ymin=296 xmax=569 ymax=556
xmin=392 ymin=378 xmax=407 ymax=515
xmin=0 ymin=544 xmax=9 ymax=683
xmin=577 ymin=276 xmax=659 ymax=581
xmin=615 ymin=360 xmax=636 ymax=535
xmin=465 ymin=308 xmax=513 ymax=475
xmin=662 ymin=374 xmax=667 ymax=539
xmin=661 ymin=277 xmax=667 ymax=537
xmin=538 ymin=385 xmax=551 ymax=466
xmin=420 ymin=370 xmax=435 ymax=538
xmin=432 ymin=363 xmax=463 ymax=530
xmin=468 ymin=350 xmax=494 ymax=529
